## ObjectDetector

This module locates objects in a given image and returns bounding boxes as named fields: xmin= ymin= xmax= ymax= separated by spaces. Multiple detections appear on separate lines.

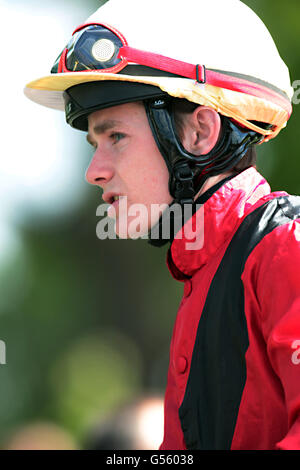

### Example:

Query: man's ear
xmin=181 ymin=106 xmax=221 ymax=156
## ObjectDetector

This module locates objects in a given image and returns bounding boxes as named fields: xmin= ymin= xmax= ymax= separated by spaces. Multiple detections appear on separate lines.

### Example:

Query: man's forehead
xmin=89 ymin=101 xmax=142 ymax=121
xmin=87 ymin=101 xmax=144 ymax=134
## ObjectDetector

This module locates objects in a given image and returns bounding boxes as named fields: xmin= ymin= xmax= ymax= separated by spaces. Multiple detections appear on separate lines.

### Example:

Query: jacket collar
xmin=167 ymin=167 xmax=273 ymax=280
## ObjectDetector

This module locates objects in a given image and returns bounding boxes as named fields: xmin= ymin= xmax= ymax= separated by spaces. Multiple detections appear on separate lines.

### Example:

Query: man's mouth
xmin=103 ymin=192 xmax=122 ymax=204
xmin=111 ymin=196 xmax=120 ymax=208
xmin=105 ymin=195 xmax=127 ymax=219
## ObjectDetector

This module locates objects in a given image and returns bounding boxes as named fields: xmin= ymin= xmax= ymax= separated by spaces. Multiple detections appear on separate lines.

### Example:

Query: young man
xmin=24 ymin=0 xmax=300 ymax=450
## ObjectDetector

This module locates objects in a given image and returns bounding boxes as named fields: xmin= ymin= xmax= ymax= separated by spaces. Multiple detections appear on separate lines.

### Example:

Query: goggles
xmin=51 ymin=23 xmax=129 ymax=74
xmin=51 ymin=22 xmax=206 ymax=81
xmin=51 ymin=22 xmax=291 ymax=139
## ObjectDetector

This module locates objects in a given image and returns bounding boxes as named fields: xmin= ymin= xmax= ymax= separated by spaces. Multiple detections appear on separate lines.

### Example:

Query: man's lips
xmin=104 ymin=194 xmax=127 ymax=219
xmin=102 ymin=192 xmax=123 ymax=204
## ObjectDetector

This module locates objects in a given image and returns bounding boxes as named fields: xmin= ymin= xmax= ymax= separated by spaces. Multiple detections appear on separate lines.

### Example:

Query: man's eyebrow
xmin=86 ymin=119 xmax=123 ymax=144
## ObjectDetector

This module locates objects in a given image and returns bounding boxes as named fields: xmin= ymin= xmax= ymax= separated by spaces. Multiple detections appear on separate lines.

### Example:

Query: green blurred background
xmin=0 ymin=0 xmax=299 ymax=449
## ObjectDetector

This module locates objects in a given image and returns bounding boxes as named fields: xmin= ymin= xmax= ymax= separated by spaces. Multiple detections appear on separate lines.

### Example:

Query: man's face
xmin=86 ymin=101 xmax=173 ymax=238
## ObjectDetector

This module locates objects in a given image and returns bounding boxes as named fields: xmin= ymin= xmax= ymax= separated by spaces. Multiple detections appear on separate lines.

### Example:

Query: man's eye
xmin=110 ymin=132 xmax=125 ymax=144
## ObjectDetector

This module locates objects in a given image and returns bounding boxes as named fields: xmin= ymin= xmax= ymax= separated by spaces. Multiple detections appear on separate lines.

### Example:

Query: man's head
xmin=24 ymin=0 xmax=293 ymax=240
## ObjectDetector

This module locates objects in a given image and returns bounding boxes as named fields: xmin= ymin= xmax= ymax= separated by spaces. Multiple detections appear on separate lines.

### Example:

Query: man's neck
xmin=194 ymin=171 xmax=235 ymax=201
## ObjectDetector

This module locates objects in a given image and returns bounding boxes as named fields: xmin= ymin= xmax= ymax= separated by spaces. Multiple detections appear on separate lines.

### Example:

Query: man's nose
xmin=85 ymin=151 xmax=114 ymax=187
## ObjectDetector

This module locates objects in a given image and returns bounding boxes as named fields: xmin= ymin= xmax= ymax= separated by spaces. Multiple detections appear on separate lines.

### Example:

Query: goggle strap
xmin=118 ymin=46 xmax=291 ymax=117
xmin=119 ymin=46 xmax=206 ymax=83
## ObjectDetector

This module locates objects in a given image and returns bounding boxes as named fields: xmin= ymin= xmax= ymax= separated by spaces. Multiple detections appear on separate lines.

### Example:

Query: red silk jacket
xmin=160 ymin=167 xmax=300 ymax=450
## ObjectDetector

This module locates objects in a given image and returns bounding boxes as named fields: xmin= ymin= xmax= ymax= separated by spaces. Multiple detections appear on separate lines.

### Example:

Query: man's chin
xmin=115 ymin=218 xmax=150 ymax=240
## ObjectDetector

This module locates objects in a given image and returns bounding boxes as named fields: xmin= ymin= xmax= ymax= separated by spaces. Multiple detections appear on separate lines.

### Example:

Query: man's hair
xmin=172 ymin=98 xmax=257 ymax=173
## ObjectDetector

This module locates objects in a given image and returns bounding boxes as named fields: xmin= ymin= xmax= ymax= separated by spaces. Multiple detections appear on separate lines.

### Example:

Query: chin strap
xmin=172 ymin=162 xmax=196 ymax=205
xmin=143 ymin=97 xmax=264 ymax=247
xmin=144 ymin=97 xmax=263 ymax=203
xmin=147 ymin=174 xmax=237 ymax=247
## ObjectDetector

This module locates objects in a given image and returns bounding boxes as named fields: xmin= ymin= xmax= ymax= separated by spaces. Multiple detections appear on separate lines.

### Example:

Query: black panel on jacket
xmin=179 ymin=195 xmax=300 ymax=450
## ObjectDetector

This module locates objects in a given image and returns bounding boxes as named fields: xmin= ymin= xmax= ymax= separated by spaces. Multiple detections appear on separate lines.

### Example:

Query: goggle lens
xmin=51 ymin=24 xmax=125 ymax=74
